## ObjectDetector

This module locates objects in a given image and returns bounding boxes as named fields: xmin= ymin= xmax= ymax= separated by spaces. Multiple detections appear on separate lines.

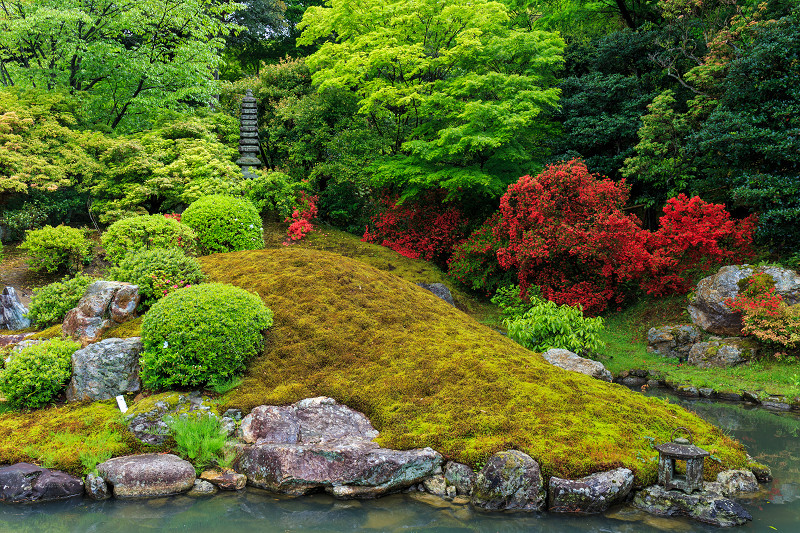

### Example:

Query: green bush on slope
xmin=202 ymin=247 xmax=747 ymax=485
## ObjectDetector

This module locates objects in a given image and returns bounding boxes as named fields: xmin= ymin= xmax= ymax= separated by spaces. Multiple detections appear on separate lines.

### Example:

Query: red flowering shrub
xmin=449 ymin=160 xmax=756 ymax=315
xmin=284 ymin=191 xmax=318 ymax=244
xmin=163 ymin=213 xmax=182 ymax=223
xmin=362 ymin=191 xmax=469 ymax=266
xmin=643 ymin=194 xmax=757 ymax=295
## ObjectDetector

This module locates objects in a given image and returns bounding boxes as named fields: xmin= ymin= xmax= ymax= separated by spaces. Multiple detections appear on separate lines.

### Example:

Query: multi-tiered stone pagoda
xmin=236 ymin=89 xmax=262 ymax=178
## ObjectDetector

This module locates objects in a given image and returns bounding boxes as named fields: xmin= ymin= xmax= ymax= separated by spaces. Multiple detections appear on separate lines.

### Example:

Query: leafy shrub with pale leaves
xmin=139 ymin=283 xmax=273 ymax=389
xmin=26 ymin=274 xmax=95 ymax=327
xmin=493 ymin=285 xmax=605 ymax=353
xmin=101 ymin=214 xmax=198 ymax=265
xmin=19 ymin=225 xmax=92 ymax=273
xmin=0 ymin=339 xmax=80 ymax=409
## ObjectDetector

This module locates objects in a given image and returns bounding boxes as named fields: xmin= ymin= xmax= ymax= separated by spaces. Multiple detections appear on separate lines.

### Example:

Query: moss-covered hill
xmin=202 ymin=247 xmax=748 ymax=485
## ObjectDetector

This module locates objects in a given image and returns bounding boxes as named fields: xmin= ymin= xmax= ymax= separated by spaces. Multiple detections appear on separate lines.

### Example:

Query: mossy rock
xmin=201 ymin=248 xmax=748 ymax=485
xmin=124 ymin=391 xmax=218 ymax=445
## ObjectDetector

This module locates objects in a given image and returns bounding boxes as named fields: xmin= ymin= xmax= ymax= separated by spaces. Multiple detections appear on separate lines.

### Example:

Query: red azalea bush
xmin=449 ymin=159 xmax=756 ymax=315
xmin=362 ymin=191 xmax=469 ymax=266
xmin=284 ymin=191 xmax=318 ymax=244
xmin=643 ymin=194 xmax=756 ymax=295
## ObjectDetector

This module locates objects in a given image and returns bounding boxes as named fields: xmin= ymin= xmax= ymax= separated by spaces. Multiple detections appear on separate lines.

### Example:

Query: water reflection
xmin=2 ymin=396 xmax=798 ymax=533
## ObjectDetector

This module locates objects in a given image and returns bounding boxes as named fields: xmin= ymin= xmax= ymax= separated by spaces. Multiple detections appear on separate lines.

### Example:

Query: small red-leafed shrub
xmin=284 ymin=191 xmax=318 ymax=244
xmin=362 ymin=191 xmax=469 ymax=266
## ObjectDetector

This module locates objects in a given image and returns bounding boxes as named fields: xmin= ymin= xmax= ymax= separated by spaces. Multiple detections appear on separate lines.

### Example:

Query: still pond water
xmin=2 ymin=394 xmax=798 ymax=533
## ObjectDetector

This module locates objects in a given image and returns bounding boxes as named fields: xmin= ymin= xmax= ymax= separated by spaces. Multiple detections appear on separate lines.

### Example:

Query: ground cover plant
xmin=202 ymin=247 xmax=748 ymax=484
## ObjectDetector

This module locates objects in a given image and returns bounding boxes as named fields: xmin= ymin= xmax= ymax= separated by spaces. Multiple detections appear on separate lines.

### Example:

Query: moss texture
xmin=202 ymin=248 xmax=747 ymax=485
xmin=0 ymin=401 xmax=147 ymax=476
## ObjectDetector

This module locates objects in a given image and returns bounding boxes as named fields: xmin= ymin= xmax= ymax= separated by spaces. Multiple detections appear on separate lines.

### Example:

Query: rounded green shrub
xmin=19 ymin=225 xmax=92 ymax=273
xmin=139 ymin=283 xmax=273 ymax=389
xmin=110 ymin=247 xmax=205 ymax=308
xmin=26 ymin=274 xmax=95 ymax=327
xmin=101 ymin=214 xmax=199 ymax=265
xmin=0 ymin=339 xmax=79 ymax=409
xmin=181 ymin=195 xmax=263 ymax=254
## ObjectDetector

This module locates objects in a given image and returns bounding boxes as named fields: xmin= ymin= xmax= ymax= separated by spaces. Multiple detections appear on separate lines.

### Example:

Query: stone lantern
xmin=655 ymin=427 xmax=709 ymax=494
xmin=236 ymin=89 xmax=262 ymax=178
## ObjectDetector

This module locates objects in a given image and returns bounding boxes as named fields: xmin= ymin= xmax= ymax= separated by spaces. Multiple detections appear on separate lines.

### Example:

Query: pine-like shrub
xmin=164 ymin=413 xmax=229 ymax=474
xmin=101 ymin=214 xmax=199 ymax=265
xmin=26 ymin=274 xmax=95 ymax=327
xmin=110 ymin=248 xmax=205 ymax=308
xmin=139 ymin=283 xmax=273 ymax=389
xmin=19 ymin=225 xmax=92 ymax=273
xmin=0 ymin=339 xmax=79 ymax=409
xmin=181 ymin=195 xmax=263 ymax=254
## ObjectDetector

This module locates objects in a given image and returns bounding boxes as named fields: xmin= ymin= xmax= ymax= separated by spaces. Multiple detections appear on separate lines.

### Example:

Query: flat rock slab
xmin=0 ymin=463 xmax=83 ymax=503
xmin=235 ymin=397 xmax=442 ymax=497
xmin=471 ymin=450 xmax=545 ymax=512
xmin=548 ymin=467 xmax=634 ymax=514
xmin=632 ymin=485 xmax=752 ymax=527
xmin=542 ymin=348 xmax=612 ymax=382
xmin=97 ymin=454 xmax=195 ymax=499
xmin=66 ymin=337 xmax=143 ymax=401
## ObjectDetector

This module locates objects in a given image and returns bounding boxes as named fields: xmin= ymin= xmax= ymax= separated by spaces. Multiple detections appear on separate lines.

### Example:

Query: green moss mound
xmin=202 ymin=248 xmax=747 ymax=484
xmin=0 ymin=402 xmax=145 ymax=476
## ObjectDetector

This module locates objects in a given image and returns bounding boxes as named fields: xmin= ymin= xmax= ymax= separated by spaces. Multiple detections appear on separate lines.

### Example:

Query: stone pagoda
xmin=236 ymin=89 xmax=262 ymax=178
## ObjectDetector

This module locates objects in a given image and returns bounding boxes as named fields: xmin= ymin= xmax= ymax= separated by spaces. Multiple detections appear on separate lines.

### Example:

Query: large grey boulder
xmin=62 ymin=281 xmax=139 ymax=345
xmin=234 ymin=397 xmax=442 ymax=498
xmin=97 ymin=454 xmax=195 ymax=499
xmin=548 ymin=468 xmax=633 ymax=514
xmin=647 ymin=325 xmax=701 ymax=360
xmin=0 ymin=463 xmax=83 ymax=503
xmin=633 ymin=484 xmax=752 ymax=527
xmin=124 ymin=391 xmax=218 ymax=445
xmin=542 ymin=348 xmax=612 ymax=382
xmin=66 ymin=337 xmax=143 ymax=401
xmin=0 ymin=286 xmax=30 ymax=330
xmin=687 ymin=337 xmax=757 ymax=368
xmin=470 ymin=450 xmax=546 ymax=512
xmin=688 ymin=265 xmax=800 ymax=335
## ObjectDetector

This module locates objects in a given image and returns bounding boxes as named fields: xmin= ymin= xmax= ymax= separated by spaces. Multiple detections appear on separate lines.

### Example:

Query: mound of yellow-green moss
xmin=203 ymin=247 xmax=748 ymax=485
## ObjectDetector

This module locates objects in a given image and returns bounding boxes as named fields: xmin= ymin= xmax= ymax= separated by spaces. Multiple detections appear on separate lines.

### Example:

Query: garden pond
xmin=1 ymin=392 xmax=798 ymax=533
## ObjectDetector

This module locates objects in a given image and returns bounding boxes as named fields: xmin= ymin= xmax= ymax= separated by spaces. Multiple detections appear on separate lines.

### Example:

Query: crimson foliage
xmin=449 ymin=160 xmax=755 ymax=314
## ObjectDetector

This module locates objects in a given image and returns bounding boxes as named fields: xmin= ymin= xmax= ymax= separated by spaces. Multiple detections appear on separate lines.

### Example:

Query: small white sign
xmin=116 ymin=395 xmax=128 ymax=413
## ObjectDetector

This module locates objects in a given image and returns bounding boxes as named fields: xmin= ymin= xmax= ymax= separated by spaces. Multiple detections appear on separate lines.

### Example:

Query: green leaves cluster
xmin=182 ymin=195 xmax=263 ymax=255
xmin=164 ymin=413 xmax=230 ymax=475
xmin=0 ymin=339 xmax=80 ymax=410
xmin=110 ymin=248 xmax=205 ymax=309
xmin=298 ymin=0 xmax=565 ymax=200
xmin=101 ymin=214 xmax=199 ymax=265
xmin=19 ymin=225 xmax=92 ymax=273
xmin=26 ymin=274 xmax=95 ymax=328
xmin=139 ymin=283 xmax=273 ymax=389
xmin=493 ymin=285 xmax=605 ymax=353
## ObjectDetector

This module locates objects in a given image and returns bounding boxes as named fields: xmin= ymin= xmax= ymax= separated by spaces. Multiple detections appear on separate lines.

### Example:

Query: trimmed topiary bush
xmin=19 ymin=225 xmax=92 ymax=273
xmin=181 ymin=195 xmax=263 ymax=254
xmin=101 ymin=214 xmax=199 ymax=265
xmin=26 ymin=274 xmax=95 ymax=327
xmin=139 ymin=283 xmax=273 ymax=389
xmin=110 ymin=248 xmax=205 ymax=309
xmin=0 ymin=339 xmax=80 ymax=409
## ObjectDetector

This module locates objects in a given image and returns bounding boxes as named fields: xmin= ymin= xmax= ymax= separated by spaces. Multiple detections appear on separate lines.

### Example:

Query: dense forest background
xmin=1 ymin=0 xmax=798 ymax=276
